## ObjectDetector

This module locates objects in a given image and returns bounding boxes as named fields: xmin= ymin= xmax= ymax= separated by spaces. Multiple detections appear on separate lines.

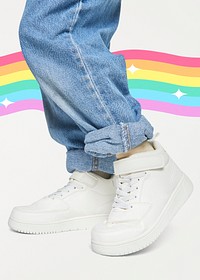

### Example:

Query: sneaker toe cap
xmin=91 ymin=220 xmax=145 ymax=245
xmin=8 ymin=198 xmax=69 ymax=224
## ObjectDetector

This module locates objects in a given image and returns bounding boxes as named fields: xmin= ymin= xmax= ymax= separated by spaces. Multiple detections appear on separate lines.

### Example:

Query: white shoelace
xmin=48 ymin=178 xmax=84 ymax=199
xmin=112 ymin=171 xmax=147 ymax=210
xmin=112 ymin=132 xmax=159 ymax=210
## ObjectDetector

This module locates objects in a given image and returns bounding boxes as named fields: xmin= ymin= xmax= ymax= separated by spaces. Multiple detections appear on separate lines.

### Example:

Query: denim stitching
xmin=120 ymin=122 xmax=131 ymax=152
xmin=68 ymin=0 xmax=82 ymax=33
xmin=67 ymin=3 xmax=116 ymax=125
xmin=92 ymin=156 xmax=99 ymax=170
xmin=69 ymin=34 xmax=116 ymax=125
xmin=124 ymin=124 xmax=131 ymax=151
xmin=126 ymin=123 xmax=131 ymax=150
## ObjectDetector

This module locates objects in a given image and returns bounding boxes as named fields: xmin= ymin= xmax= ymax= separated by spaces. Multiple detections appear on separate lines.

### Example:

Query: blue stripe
xmin=0 ymin=90 xmax=42 ymax=102
xmin=130 ymin=89 xmax=200 ymax=106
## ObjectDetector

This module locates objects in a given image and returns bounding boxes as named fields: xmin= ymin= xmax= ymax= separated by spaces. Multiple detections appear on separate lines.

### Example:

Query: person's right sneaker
xmin=8 ymin=171 xmax=115 ymax=234
xmin=91 ymin=140 xmax=194 ymax=256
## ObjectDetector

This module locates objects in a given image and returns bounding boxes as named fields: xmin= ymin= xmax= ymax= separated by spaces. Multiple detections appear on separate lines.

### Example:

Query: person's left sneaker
xmin=91 ymin=140 xmax=193 ymax=256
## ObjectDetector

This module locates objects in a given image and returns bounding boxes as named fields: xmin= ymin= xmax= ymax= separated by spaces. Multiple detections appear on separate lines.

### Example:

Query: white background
xmin=1 ymin=1 xmax=200 ymax=279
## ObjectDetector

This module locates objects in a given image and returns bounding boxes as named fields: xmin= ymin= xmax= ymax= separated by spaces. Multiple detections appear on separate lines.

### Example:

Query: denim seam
xmin=69 ymin=34 xmax=116 ymax=125
xmin=127 ymin=123 xmax=132 ymax=151
xmin=120 ymin=122 xmax=131 ymax=152
xmin=67 ymin=5 xmax=116 ymax=125
xmin=68 ymin=0 xmax=82 ymax=33
xmin=92 ymin=156 xmax=99 ymax=170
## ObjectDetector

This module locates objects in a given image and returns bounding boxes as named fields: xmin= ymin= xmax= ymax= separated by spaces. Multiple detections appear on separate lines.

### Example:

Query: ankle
xmin=91 ymin=170 xmax=112 ymax=179
xmin=116 ymin=140 xmax=154 ymax=160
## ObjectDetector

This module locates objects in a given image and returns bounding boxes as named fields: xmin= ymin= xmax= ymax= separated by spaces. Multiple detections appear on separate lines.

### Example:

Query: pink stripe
xmin=0 ymin=99 xmax=199 ymax=117
xmin=0 ymin=52 xmax=25 ymax=66
xmin=138 ymin=99 xmax=200 ymax=117
xmin=0 ymin=100 xmax=44 ymax=116
xmin=1 ymin=50 xmax=200 ymax=67
xmin=113 ymin=50 xmax=200 ymax=67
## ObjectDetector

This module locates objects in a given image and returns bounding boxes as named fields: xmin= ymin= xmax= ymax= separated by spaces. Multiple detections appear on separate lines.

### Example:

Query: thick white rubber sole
xmin=8 ymin=214 xmax=107 ymax=234
xmin=91 ymin=174 xmax=193 ymax=256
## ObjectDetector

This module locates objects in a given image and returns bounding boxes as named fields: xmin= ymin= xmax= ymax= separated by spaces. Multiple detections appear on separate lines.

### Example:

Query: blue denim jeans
xmin=18 ymin=0 xmax=154 ymax=174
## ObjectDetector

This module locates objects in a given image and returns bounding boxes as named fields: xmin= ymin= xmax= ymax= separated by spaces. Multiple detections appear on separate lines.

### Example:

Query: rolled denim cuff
xmin=84 ymin=115 xmax=154 ymax=158
xmin=66 ymin=149 xmax=117 ymax=174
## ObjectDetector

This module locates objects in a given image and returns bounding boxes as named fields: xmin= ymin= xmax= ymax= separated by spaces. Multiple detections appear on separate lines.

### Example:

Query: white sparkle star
xmin=127 ymin=64 xmax=139 ymax=73
xmin=172 ymin=89 xmax=187 ymax=99
xmin=0 ymin=98 xmax=14 ymax=108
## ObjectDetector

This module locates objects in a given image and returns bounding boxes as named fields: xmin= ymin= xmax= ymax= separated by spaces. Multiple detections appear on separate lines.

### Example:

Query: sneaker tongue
xmin=113 ymin=141 xmax=169 ymax=176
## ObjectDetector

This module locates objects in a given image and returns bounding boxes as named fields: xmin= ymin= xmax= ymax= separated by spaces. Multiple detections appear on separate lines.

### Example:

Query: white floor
xmin=1 ymin=110 xmax=200 ymax=280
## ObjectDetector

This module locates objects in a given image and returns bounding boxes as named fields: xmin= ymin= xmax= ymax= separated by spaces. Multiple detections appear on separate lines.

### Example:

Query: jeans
xmin=18 ymin=0 xmax=154 ymax=174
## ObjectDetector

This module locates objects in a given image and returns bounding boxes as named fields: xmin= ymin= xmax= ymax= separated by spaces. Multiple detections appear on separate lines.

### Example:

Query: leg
xmin=40 ymin=89 xmax=115 ymax=174
xmin=18 ymin=0 xmax=154 ymax=175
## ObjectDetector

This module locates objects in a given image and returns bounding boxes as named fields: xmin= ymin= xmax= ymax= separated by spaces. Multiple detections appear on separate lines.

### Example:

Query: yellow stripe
xmin=1 ymin=69 xmax=200 ymax=87
xmin=127 ymin=70 xmax=200 ymax=87
xmin=0 ymin=70 xmax=35 ymax=86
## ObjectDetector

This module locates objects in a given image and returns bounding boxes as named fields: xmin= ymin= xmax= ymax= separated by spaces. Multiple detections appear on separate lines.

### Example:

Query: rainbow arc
xmin=1 ymin=50 xmax=200 ymax=117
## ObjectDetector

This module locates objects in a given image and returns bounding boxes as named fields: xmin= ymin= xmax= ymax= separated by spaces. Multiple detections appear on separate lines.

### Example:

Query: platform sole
xmin=8 ymin=214 xmax=107 ymax=234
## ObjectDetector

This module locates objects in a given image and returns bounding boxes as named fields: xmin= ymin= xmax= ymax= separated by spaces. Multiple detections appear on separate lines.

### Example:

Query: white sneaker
xmin=91 ymin=140 xmax=193 ymax=256
xmin=8 ymin=171 xmax=115 ymax=234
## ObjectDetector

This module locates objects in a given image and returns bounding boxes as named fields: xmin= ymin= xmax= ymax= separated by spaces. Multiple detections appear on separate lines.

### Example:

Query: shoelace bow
xmin=112 ymin=171 xmax=147 ymax=210
xmin=48 ymin=178 xmax=84 ymax=199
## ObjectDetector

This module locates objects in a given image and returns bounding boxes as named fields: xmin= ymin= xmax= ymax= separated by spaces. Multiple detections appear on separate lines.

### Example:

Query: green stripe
xmin=1 ymin=79 xmax=200 ymax=97
xmin=128 ymin=80 xmax=200 ymax=97
xmin=0 ymin=80 xmax=39 ymax=96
